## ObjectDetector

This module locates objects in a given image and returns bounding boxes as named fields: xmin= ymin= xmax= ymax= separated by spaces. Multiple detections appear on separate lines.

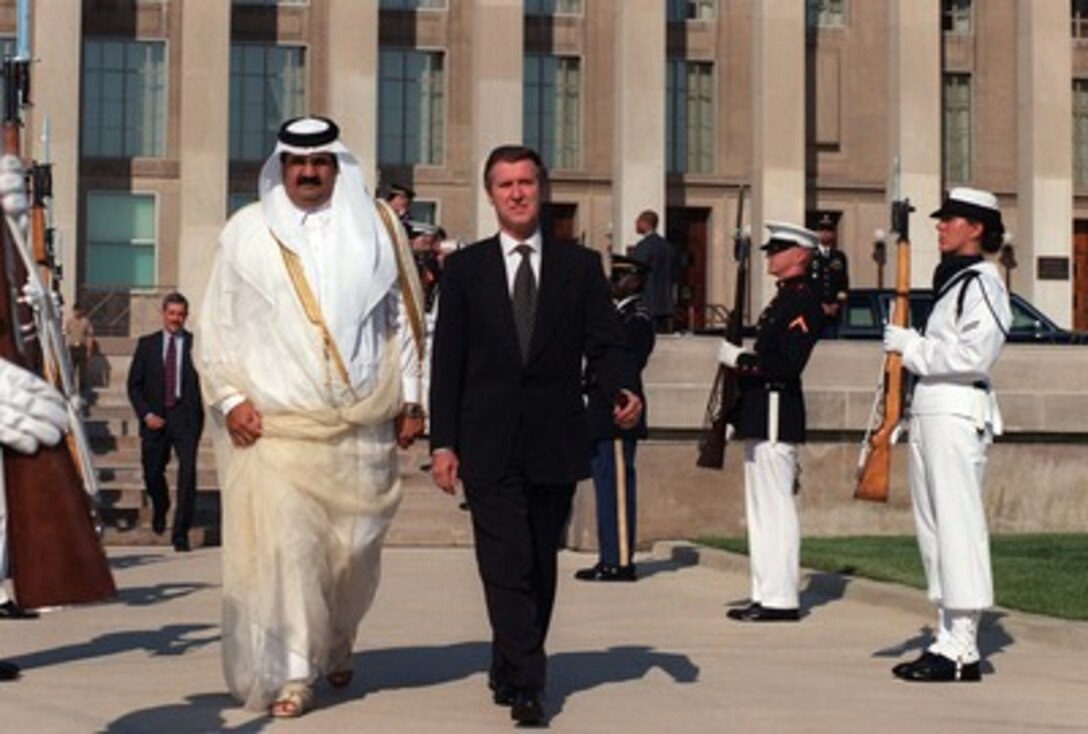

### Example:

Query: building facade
xmin=3 ymin=0 xmax=1086 ymax=332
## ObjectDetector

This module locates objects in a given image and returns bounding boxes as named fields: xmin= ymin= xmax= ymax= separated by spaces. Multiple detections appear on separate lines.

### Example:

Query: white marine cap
xmin=761 ymin=220 xmax=820 ymax=253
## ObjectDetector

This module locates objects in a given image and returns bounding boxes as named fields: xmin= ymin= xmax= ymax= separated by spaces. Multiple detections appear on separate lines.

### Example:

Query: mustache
xmin=296 ymin=175 xmax=323 ymax=186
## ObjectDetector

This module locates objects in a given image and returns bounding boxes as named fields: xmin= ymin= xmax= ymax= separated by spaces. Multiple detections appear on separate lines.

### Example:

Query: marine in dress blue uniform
xmin=717 ymin=222 xmax=823 ymax=622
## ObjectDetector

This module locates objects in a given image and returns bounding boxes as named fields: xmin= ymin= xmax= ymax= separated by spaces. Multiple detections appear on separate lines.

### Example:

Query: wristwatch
xmin=403 ymin=402 xmax=425 ymax=419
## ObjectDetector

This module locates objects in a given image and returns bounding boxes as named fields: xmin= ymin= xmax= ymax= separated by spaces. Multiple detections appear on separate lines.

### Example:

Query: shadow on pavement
xmin=108 ymin=554 xmax=169 ymax=571
xmin=102 ymin=693 xmax=269 ymax=734
xmin=800 ymin=571 xmax=851 ymax=617
xmin=548 ymin=645 xmax=699 ymax=717
xmin=353 ymin=640 xmax=490 ymax=692
xmin=115 ymin=582 xmax=215 ymax=608
xmin=12 ymin=624 xmax=219 ymax=670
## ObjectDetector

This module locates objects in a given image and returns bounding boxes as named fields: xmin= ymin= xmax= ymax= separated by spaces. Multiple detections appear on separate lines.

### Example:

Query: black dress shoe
xmin=173 ymin=538 xmax=192 ymax=553
xmin=0 ymin=601 xmax=39 ymax=620
xmin=726 ymin=603 xmax=799 ymax=622
xmin=892 ymin=651 xmax=981 ymax=682
xmin=0 ymin=660 xmax=19 ymax=681
xmin=574 ymin=562 xmax=636 ymax=582
xmin=511 ymin=689 xmax=546 ymax=726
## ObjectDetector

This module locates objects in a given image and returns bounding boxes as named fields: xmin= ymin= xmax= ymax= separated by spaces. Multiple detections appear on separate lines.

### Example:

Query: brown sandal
xmin=269 ymin=682 xmax=313 ymax=718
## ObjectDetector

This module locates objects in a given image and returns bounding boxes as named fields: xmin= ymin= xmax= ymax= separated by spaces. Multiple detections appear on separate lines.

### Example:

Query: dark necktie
xmin=512 ymin=244 xmax=537 ymax=362
xmin=164 ymin=334 xmax=178 ymax=409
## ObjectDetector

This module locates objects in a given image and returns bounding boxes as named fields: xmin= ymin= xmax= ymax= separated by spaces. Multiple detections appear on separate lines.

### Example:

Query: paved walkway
xmin=2 ymin=543 xmax=1086 ymax=733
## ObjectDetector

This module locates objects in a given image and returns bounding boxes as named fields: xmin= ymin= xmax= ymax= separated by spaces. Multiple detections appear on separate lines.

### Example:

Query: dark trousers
xmin=68 ymin=345 xmax=89 ymax=394
xmin=140 ymin=403 xmax=199 ymax=544
xmin=590 ymin=438 xmax=638 ymax=567
xmin=464 ymin=472 xmax=574 ymax=693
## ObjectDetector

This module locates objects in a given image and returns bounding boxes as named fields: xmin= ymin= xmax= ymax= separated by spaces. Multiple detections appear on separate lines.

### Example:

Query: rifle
xmin=696 ymin=186 xmax=749 ymax=469
xmin=0 ymin=5 xmax=115 ymax=608
xmin=854 ymin=187 xmax=914 ymax=502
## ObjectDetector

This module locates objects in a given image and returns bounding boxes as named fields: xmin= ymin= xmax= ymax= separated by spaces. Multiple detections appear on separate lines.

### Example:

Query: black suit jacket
xmin=430 ymin=236 xmax=637 ymax=485
xmin=127 ymin=329 xmax=204 ymax=437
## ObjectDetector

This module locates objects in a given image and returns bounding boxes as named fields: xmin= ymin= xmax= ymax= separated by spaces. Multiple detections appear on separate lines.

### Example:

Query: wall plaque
xmin=1036 ymin=256 xmax=1070 ymax=281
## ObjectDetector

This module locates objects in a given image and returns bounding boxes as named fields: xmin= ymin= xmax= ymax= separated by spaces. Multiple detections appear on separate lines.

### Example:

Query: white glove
xmin=717 ymin=339 xmax=749 ymax=368
xmin=0 ymin=359 xmax=68 ymax=454
xmin=883 ymin=324 xmax=920 ymax=355
xmin=0 ymin=154 xmax=27 ymax=218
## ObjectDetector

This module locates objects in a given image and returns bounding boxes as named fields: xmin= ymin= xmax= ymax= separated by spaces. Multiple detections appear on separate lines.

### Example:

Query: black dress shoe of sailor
xmin=574 ymin=562 xmax=636 ymax=582
xmin=892 ymin=651 xmax=981 ymax=682
xmin=511 ymin=689 xmax=546 ymax=726
xmin=0 ymin=601 xmax=39 ymax=620
xmin=726 ymin=603 xmax=799 ymax=622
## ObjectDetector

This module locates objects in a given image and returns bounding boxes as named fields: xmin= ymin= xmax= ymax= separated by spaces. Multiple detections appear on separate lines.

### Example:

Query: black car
xmin=838 ymin=288 xmax=1086 ymax=344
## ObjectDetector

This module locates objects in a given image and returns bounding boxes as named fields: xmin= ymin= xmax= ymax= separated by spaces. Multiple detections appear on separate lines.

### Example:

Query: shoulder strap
xmin=275 ymin=239 xmax=354 ymax=394
xmin=955 ymin=269 xmax=981 ymax=319
xmin=374 ymin=198 xmax=427 ymax=361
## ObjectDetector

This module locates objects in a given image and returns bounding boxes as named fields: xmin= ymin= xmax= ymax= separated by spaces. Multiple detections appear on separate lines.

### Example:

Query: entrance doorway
xmin=666 ymin=207 xmax=711 ymax=331
xmin=1074 ymin=220 xmax=1088 ymax=331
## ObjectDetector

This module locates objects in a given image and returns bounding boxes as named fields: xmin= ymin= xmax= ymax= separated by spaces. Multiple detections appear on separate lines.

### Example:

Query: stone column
xmin=1017 ymin=0 xmax=1073 ymax=326
xmin=27 ymin=0 xmax=81 ymax=306
xmin=471 ymin=0 xmax=524 ymax=239
xmin=176 ymin=2 xmax=230 ymax=318
xmin=611 ymin=0 xmax=666 ymax=255
xmin=751 ymin=0 xmax=805 ymax=306
xmin=328 ymin=0 xmax=379 ymax=190
xmin=888 ymin=0 xmax=942 ymax=287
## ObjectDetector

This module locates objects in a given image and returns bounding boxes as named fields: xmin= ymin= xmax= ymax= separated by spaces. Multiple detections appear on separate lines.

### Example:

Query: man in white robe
xmin=198 ymin=117 xmax=425 ymax=717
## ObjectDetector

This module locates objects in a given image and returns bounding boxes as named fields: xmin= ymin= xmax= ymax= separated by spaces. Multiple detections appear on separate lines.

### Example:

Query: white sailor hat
xmin=761 ymin=221 xmax=820 ymax=253
xmin=930 ymin=187 xmax=1004 ymax=234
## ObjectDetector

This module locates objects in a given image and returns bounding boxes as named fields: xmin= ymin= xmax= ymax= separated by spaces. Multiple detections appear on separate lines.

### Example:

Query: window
xmin=1075 ymin=0 xmax=1088 ymax=39
xmin=380 ymin=0 xmax=445 ymax=8
xmin=525 ymin=0 xmax=581 ymax=15
xmin=378 ymin=49 xmax=445 ymax=166
xmin=667 ymin=59 xmax=715 ymax=174
xmin=943 ymin=73 xmax=972 ymax=183
xmin=806 ymin=0 xmax=846 ymax=28
xmin=228 ymin=191 xmax=258 ymax=216
xmin=1074 ymin=80 xmax=1088 ymax=187
xmin=85 ymin=192 xmax=157 ymax=288
xmin=82 ymin=39 xmax=166 ymax=158
xmin=229 ymin=43 xmax=305 ymax=161
xmin=667 ymin=0 xmax=716 ymax=22
xmin=942 ymin=0 xmax=972 ymax=33
xmin=524 ymin=54 xmax=581 ymax=170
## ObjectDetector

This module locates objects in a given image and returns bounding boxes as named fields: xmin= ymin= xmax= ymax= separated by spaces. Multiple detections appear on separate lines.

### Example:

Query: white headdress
xmin=258 ymin=117 xmax=397 ymax=366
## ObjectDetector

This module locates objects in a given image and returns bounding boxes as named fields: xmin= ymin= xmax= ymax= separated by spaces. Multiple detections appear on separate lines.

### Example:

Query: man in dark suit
xmin=630 ymin=210 xmax=675 ymax=333
xmin=429 ymin=145 xmax=643 ymax=726
xmin=127 ymin=292 xmax=204 ymax=552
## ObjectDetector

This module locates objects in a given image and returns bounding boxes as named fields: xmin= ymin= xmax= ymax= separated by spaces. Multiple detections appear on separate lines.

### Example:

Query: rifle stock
xmin=696 ymin=188 xmax=747 ymax=469
xmin=854 ymin=197 xmax=912 ymax=502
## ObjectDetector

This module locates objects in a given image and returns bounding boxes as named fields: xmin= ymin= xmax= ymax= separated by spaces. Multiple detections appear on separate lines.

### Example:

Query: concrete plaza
xmin=1 ymin=543 xmax=1086 ymax=733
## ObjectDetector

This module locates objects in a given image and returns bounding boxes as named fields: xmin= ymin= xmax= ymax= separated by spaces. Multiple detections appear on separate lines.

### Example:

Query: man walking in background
xmin=127 ymin=292 xmax=204 ymax=552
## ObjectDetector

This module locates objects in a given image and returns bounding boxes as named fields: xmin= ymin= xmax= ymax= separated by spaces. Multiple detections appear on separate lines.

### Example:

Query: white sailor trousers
xmin=907 ymin=413 xmax=993 ymax=610
xmin=743 ymin=439 xmax=800 ymax=609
